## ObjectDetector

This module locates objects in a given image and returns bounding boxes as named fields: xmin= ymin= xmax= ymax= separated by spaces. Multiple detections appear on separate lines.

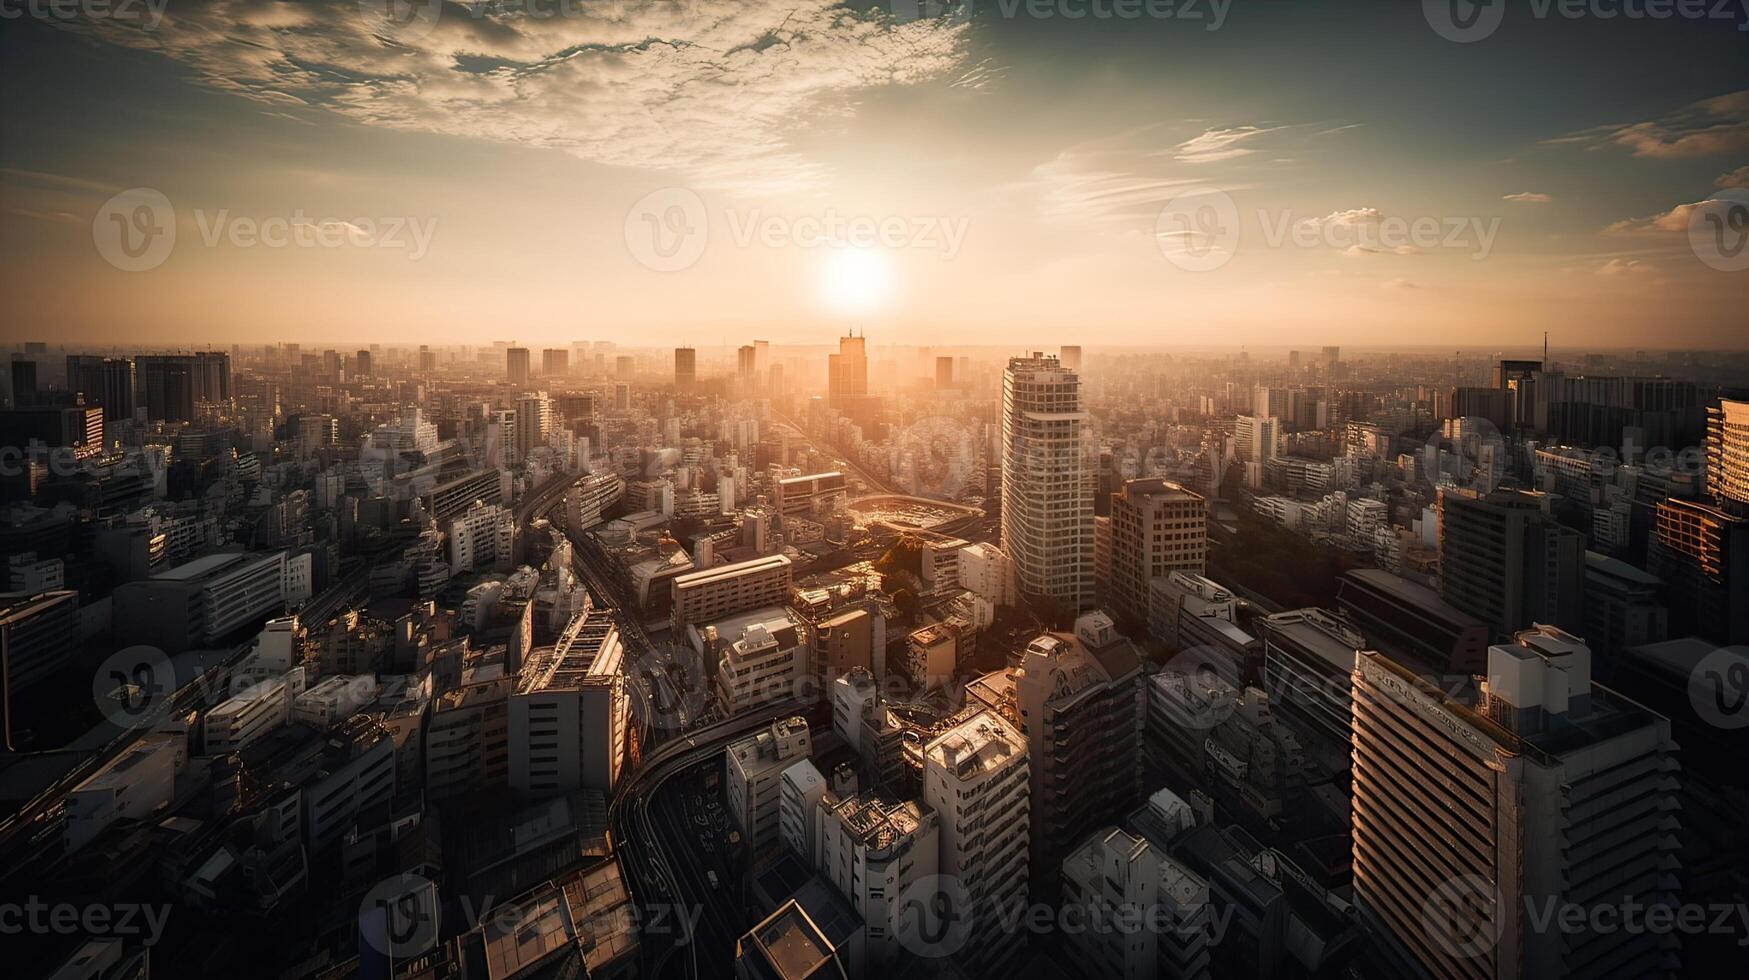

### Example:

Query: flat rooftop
xmin=674 ymin=553 xmax=792 ymax=590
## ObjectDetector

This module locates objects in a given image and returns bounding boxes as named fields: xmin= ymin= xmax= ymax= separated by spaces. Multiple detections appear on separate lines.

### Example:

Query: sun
xmin=817 ymin=246 xmax=892 ymax=315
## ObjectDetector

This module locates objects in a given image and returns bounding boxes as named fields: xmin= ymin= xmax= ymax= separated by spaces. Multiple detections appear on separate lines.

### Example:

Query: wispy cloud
xmin=1552 ymin=90 xmax=1749 ymax=159
xmin=1174 ymin=126 xmax=1283 ymax=164
xmin=50 ymin=0 xmax=971 ymax=195
xmin=1503 ymin=192 xmax=1551 ymax=204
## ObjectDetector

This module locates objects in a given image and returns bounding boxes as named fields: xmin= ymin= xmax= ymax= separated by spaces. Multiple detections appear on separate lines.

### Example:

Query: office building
xmin=1059 ymin=826 xmax=1213 ymax=980
xmin=206 ymin=675 xmax=295 ymax=755
xmin=1000 ymin=352 xmax=1093 ymax=610
xmin=0 ymin=405 xmax=104 ymax=456
xmin=1439 ymin=490 xmax=1585 ymax=639
xmin=1233 ymin=414 xmax=1280 ymax=463
xmin=1107 ymin=478 xmax=1207 ymax=626
xmin=956 ymin=541 xmax=1016 ymax=607
xmin=1352 ymin=628 xmax=1682 ymax=980
xmin=9 ymin=357 xmax=36 ymax=407
xmin=726 ymin=716 xmax=813 ymax=852
xmin=136 ymin=355 xmax=197 ymax=422
xmin=1 ymin=591 xmax=80 ymax=741
xmin=113 ymin=551 xmax=311 ymax=652
xmin=671 ymin=553 xmax=793 ymax=634
xmin=1706 ymin=397 xmax=1749 ymax=513
xmin=779 ymin=759 xmax=827 ymax=857
xmin=935 ymin=355 xmax=954 ymax=390
xmin=422 ymin=469 xmax=506 ymax=524
xmin=1256 ymin=608 xmax=1366 ymax=747
xmin=542 ymin=348 xmax=569 ymax=377
xmin=302 ymin=715 xmax=397 ymax=854
xmin=738 ymin=344 xmax=757 ymax=385
xmin=353 ymin=349 xmax=372 ymax=377
xmin=506 ymin=346 xmax=530 ymax=385
xmin=509 ymin=612 xmax=629 ymax=796
xmin=1646 ymin=497 xmax=1748 ymax=645
xmin=674 ymin=346 xmax=696 ymax=390
xmin=921 ymin=709 xmax=1029 ymax=970
xmin=1580 ymin=552 xmax=1667 ymax=662
xmin=827 ymin=331 xmax=869 ymax=413
xmin=63 ymin=734 xmax=185 ymax=853
xmin=515 ymin=391 xmax=553 ymax=458
xmin=775 ymin=471 xmax=848 ymax=523
xmin=1337 ymin=569 xmax=1489 ymax=676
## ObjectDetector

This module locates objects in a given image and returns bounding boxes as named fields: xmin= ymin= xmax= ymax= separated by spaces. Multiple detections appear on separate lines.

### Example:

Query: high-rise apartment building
xmin=514 ymin=391 xmax=552 ymax=458
xmin=1351 ymin=627 xmax=1681 ymax=980
xmin=921 ymin=709 xmax=1029 ymax=971
xmin=1439 ymin=489 xmax=1585 ymax=640
xmin=506 ymin=346 xmax=530 ymax=385
xmin=1107 ymin=478 xmax=1207 ymax=626
xmin=671 ymin=553 xmax=793 ymax=633
xmin=1059 ymin=827 xmax=1213 ymax=980
xmin=1000 ymin=352 xmax=1093 ymax=610
xmin=813 ymin=791 xmax=939 ymax=967
xmin=1058 ymin=344 xmax=1082 ymax=373
xmin=968 ymin=611 xmax=1143 ymax=902
xmin=674 ymin=346 xmax=696 ymax=390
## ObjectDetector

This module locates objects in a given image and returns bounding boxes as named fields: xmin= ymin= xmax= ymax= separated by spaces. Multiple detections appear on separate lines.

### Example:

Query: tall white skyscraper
xmin=1000 ymin=353 xmax=1093 ymax=610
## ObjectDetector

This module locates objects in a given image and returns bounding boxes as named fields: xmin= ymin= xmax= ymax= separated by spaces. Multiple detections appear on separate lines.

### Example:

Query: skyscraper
xmin=1351 ymin=628 xmax=1681 ymax=980
xmin=514 ymin=392 xmax=552 ymax=459
xmin=1001 ymin=352 xmax=1092 ymax=610
xmin=827 ymin=331 xmax=874 ymax=427
xmin=674 ymin=346 xmax=696 ymax=390
xmin=542 ymin=348 xmax=568 ymax=377
xmin=737 ymin=344 xmax=756 ymax=385
xmin=506 ymin=346 xmax=530 ymax=386
xmin=193 ymin=350 xmax=231 ymax=404
xmin=9 ymin=358 xmax=37 ymax=408
xmin=353 ymin=349 xmax=372 ymax=378
xmin=1646 ymin=496 xmax=1749 ymax=645
xmin=935 ymin=355 xmax=954 ymax=390
xmin=135 ymin=355 xmax=197 ymax=422
xmin=102 ymin=358 xmax=135 ymax=424
xmin=1106 ymin=478 xmax=1207 ymax=626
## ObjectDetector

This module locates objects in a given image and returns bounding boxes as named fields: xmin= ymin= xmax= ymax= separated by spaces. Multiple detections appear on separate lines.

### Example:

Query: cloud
xmin=49 ymin=0 xmax=971 ymax=194
xmin=1301 ymin=208 xmax=1382 ymax=229
xmin=1605 ymin=200 xmax=1707 ymax=235
xmin=1553 ymin=90 xmax=1749 ymax=159
xmin=1383 ymin=277 xmax=1418 ymax=289
xmin=1718 ymin=166 xmax=1749 ymax=189
xmin=1596 ymin=258 xmax=1651 ymax=277
xmin=1503 ymin=192 xmax=1551 ymax=204
xmin=1174 ymin=126 xmax=1284 ymax=164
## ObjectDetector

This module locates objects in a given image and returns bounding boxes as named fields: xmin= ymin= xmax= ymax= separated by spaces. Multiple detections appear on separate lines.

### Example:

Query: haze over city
xmin=3 ymin=4 xmax=1749 ymax=980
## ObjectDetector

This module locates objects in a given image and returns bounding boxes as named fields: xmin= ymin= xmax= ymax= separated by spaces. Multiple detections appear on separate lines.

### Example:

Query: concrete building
xmin=672 ymin=553 xmax=794 ymax=634
xmin=812 ymin=607 xmax=875 ymax=688
xmin=921 ymin=709 xmax=1029 ymax=971
xmin=1439 ymin=489 xmax=1585 ymax=639
xmin=63 ymin=733 xmax=186 ymax=853
xmin=302 ymin=715 xmax=396 ymax=855
xmin=515 ymin=392 xmax=553 ymax=459
xmin=1646 ymin=496 xmax=1748 ymax=645
xmin=448 ymin=500 xmax=516 ymax=572
xmin=1337 ymin=569 xmax=1489 ymax=676
xmin=957 ymin=541 xmax=1016 ymax=607
xmin=831 ymin=668 xmax=879 ymax=755
xmin=727 ymin=716 xmax=813 ymax=853
xmin=1059 ymin=826 xmax=1213 ymax=980
xmin=776 ymin=471 xmax=848 ymax=524
xmin=902 ymin=622 xmax=959 ymax=692
xmin=112 ymin=551 xmax=310 ymax=652
xmin=426 ymin=666 xmax=513 ymax=800
xmin=1581 ymin=552 xmax=1668 ymax=662
xmin=1352 ymin=628 xmax=1682 ymax=980
xmin=1255 ymin=608 xmax=1366 ymax=748
xmin=674 ymin=347 xmax=696 ymax=390
xmin=509 ymin=612 xmax=629 ymax=796
xmin=1706 ymin=397 xmax=1749 ymax=513
xmin=506 ymin=346 xmax=530 ymax=385
xmin=692 ymin=605 xmax=810 ymax=714
xmin=206 ymin=675 xmax=295 ymax=755
xmin=813 ymin=791 xmax=940 ymax=967
xmin=1107 ymin=479 xmax=1207 ymax=626
xmin=1000 ymin=353 xmax=1093 ymax=611
xmin=779 ymin=759 xmax=827 ymax=858
xmin=292 ymin=674 xmax=378 ymax=730
xmin=0 ymin=589 xmax=79 ymax=699
xmin=965 ymin=611 xmax=1142 ymax=906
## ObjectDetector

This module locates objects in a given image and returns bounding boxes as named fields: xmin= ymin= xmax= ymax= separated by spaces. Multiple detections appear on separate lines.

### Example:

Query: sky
xmin=1 ymin=0 xmax=1745 ymax=350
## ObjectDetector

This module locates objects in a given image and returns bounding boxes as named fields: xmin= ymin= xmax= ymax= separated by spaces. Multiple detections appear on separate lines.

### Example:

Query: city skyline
xmin=2 ymin=2 xmax=1745 ymax=348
